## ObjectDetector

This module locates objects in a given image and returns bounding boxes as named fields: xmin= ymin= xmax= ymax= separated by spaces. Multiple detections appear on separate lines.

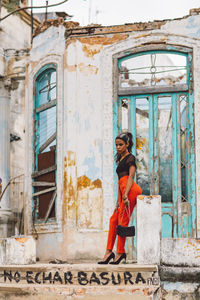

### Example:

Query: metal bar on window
xmin=177 ymin=94 xmax=184 ymax=237
xmin=44 ymin=190 xmax=57 ymax=222
xmin=153 ymin=95 xmax=159 ymax=195
xmin=188 ymin=93 xmax=196 ymax=236
xmin=172 ymin=93 xmax=179 ymax=238
xmin=32 ymin=165 xmax=57 ymax=178
xmin=36 ymin=99 xmax=56 ymax=113
xmin=130 ymin=96 xmax=136 ymax=157
xmin=39 ymin=132 xmax=56 ymax=153
xmin=149 ymin=95 xmax=154 ymax=195
xmin=32 ymin=181 xmax=56 ymax=187
xmin=118 ymin=84 xmax=188 ymax=96
xmin=32 ymin=187 xmax=56 ymax=197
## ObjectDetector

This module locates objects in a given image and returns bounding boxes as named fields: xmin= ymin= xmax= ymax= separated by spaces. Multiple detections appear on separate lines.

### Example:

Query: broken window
xmin=32 ymin=65 xmax=57 ymax=223
xmin=119 ymin=52 xmax=187 ymax=88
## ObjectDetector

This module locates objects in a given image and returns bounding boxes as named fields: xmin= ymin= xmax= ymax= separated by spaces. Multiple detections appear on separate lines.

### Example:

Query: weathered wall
xmin=0 ymin=7 xmax=31 ymax=49
xmin=24 ymin=10 xmax=200 ymax=263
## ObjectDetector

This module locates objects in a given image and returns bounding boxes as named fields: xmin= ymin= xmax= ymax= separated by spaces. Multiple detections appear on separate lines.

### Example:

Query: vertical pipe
xmin=0 ymin=0 xmax=2 ymax=20
xmin=172 ymin=93 xmax=178 ymax=238
xmin=31 ymin=0 xmax=33 ymax=42
xmin=45 ymin=0 xmax=48 ymax=21
xmin=0 ymin=83 xmax=10 ymax=211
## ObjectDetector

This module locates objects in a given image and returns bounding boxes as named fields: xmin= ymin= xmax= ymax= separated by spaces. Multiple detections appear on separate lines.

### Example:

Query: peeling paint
xmin=136 ymin=138 xmax=146 ymax=150
xmin=82 ymin=44 xmax=103 ymax=58
xmin=15 ymin=237 xmax=28 ymax=243
xmin=78 ymin=34 xmax=129 ymax=47
xmin=65 ymin=63 xmax=77 ymax=72
xmin=77 ymin=175 xmax=103 ymax=229
xmin=63 ymin=152 xmax=77 ymax=226
xmin=77 ymin=175 xmax=92 ymax=189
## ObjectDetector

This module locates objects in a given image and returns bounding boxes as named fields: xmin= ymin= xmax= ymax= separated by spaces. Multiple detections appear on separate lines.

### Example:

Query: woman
xmin=98 ymin=132 xmax=142 ymax=265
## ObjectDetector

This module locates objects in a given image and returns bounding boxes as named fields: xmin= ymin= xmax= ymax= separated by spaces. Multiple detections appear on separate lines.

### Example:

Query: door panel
xmin=135 ymin=97 xmax=150 ymax=196
xmin=157 ymin=96 xmax=173 ymax=203
xmin=118 ymin=91 xmax=196 ymax=238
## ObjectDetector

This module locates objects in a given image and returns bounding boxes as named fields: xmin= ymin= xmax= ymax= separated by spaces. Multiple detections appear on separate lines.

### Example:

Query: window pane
xmin=38 ymin=106 xmax=56 ymax=153
xmin=121 ymin=98 xmax=129 ymax=131
xmin=38 ymin=69 xmax=56 ymax=106
xmin=180 ymin=95 xmax=188 ymax=202
xmin=50 ymin=71 xmax=56 ymax=101
xmin=119 ymin=52 xmax=187 ymax=88
xmin=135 ymin=97 xmax=150 ymax=195
xmin=157 ymin=96 xmax=173 ymax=202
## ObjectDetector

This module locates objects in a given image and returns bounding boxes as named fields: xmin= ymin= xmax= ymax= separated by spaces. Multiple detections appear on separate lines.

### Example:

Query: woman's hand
xmin=123 ymin=195 xmax=129 ymax=206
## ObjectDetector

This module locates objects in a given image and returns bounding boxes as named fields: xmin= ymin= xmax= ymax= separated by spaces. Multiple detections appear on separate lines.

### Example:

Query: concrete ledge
xmin=161 ymin=238 xmax=200 ymax=266
xmin=0 ymin=236 xmax=36 ymax=265
xmin=0 ymin=284 xmax=161 ymax=300
xmin=160 ymin=266 xmax=200 ymax=282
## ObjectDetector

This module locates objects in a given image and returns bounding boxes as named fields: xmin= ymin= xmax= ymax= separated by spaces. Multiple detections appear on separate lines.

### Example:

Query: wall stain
xmin=78 ymin=63 xmax=98 ymax=75
xmin=66 ymin=63 xmax=77 ymax=72
xmin=82 ymin=44 xmax=103 ymax=58
xmin=63 ymin=152 xmax=77 ymax=225
xmin=67 ymin=151 xmax=76 ymax=166
xmin=77 ymin=175 xmax=92 ymax=189
xmin=92 ymin=179 xmax=102 ymax=189
xmin=77 ymin=176 xmax=102 ymax=190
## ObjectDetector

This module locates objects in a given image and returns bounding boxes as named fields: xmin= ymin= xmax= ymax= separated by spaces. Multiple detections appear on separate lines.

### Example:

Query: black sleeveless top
xmin=116 ymin=153 xmax=136 ymax=179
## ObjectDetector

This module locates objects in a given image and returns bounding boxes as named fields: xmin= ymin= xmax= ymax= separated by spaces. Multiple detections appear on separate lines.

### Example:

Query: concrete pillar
xmin=0 ymin=80 xmax=12 ymax=237
xmin=137 ymin=195 xmax=161 ymax=265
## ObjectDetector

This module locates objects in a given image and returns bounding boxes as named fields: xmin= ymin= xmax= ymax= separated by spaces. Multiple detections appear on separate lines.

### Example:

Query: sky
xmin=30 ymin=0 xmax=200 ymax=26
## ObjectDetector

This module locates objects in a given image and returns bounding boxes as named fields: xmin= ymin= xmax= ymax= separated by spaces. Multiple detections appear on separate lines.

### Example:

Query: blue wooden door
xmin=117 ymin=92 xmax=196 ymax=238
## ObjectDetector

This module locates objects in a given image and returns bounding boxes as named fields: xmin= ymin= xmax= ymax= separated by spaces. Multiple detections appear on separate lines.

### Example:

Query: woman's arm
xmin=123 ymin=165 xmax=136 ymax=205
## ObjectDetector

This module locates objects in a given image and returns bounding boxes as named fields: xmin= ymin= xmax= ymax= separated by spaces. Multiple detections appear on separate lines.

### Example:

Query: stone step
xmin=0 ymin=264 xmax=160 ymax=299
xmin=0 ymin=284 xmax=160 ymax=300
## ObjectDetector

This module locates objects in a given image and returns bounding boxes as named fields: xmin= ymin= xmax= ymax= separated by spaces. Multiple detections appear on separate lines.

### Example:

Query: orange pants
xmin=106 ymin=176 xmax=142 ymax=253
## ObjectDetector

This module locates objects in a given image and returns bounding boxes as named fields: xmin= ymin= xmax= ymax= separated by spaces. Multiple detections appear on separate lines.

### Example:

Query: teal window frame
xmin=32 ymin=63 xmax=57 ymax=222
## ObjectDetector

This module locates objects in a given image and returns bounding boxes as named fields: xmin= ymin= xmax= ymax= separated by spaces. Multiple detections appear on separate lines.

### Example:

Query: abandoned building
xmin=1 ymin=0 xmax=200 ymax=299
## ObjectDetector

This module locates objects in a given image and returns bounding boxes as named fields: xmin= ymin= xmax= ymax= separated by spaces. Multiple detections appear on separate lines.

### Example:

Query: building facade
xmin=1 ymin=5 xmax=200 ymax=298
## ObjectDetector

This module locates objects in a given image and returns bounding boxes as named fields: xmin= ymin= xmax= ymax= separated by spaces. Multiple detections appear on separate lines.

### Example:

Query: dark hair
xmin=115 ymin=132 xmax=133 ymax=163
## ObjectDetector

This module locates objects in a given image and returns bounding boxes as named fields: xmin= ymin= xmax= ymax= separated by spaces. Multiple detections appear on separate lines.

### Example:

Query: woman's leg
xmin=116 ymin=180 xmax=138 ymax=254
xmin=106 ymin=209 xmax=119 ymax=251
